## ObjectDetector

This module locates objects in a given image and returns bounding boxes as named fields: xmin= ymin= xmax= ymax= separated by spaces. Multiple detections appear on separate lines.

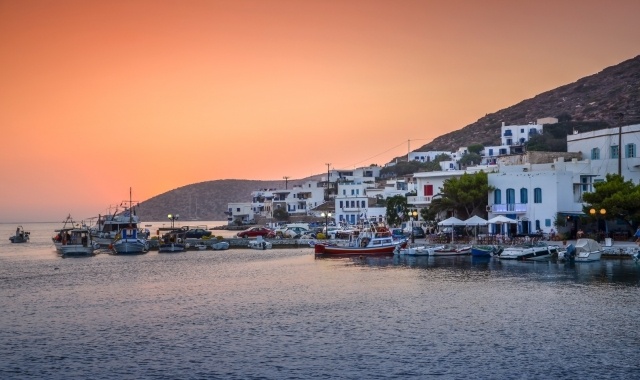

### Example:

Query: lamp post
xmin=410 ymin=210 xmax=418 ymax=244
xmin=321 ymin=212 xmax=332 ymax=239
xmin=590 ymin=208 xmax=606 ymax=242
xmin=168 ymin=213 xmax=179 ymax=229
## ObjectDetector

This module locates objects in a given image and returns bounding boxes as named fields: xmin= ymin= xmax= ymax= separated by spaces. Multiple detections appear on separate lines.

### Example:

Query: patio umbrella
xmin=463 ymin=215 xmax=488 ymax=241
xmin=487 ymin=215 xmax=517 ymax=235
xmin=438 ymin=217 xmax=465 ymax=242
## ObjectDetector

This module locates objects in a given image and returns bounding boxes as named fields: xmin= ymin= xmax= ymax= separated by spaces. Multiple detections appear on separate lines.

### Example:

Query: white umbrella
xmin=487 ymin=215 xmax=517 ymax=235
xmin=464 ymin=215 xmax=488 ymax=241
xmin=438 ymin=217 xmax=465 ymax=242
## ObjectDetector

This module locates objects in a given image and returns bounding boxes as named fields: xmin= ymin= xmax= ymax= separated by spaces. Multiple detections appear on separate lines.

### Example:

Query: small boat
xmin=112 ymin=227 xmax=149 ymax=254
xmin=431 ymin=245 xmax=472 ymax=256
xmin=395 ymin=245 xmax=443 ymax=256
xmin=562 ymin=238 xmax=603 ymax=262
xmin=248 ymin=236 xmax=272 ymax=250
xmin=470 ymin=245 xmax=502 ymax=257
xmin=158 ymin=242 xmax=186 ymax=253
xmin=9 ymin=226 xmax=30 ymax=243
xmin=314 ymin=227 xmax=407 ymax=256
xmin=52 ymin=215 xmax=98 ymax=256
xmin=211 ymin=241 xmax=230 ymax=250
xmin=90 ymin=189 xmax=147 ymax=248
xmin=193 ymin=242 xmax=207 ymax=250
xmin=499 ymin=242 xmax=555 ymax=260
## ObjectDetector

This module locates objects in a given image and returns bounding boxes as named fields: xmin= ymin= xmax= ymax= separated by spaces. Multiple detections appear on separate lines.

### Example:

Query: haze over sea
xmin=1 ymin=222 xmax=639 ymax=379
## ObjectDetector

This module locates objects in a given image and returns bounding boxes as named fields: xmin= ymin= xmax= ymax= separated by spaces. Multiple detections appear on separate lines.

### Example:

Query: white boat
xmin=9 ymin=225 xmax=30 ymax=243
xmin=430 ymin=245 xmax=472 ymax=256
xmin=395 ymin=245 xmax=443 ymax=256
xmin=562 ymin=238 xmax=603 ymax=262
xmin=193 ymin=242 xmax=207 ymax=250
xmin=211 ymin=241 xmax=230 ymax=250
xmin=52 ymin=216 xmax=98 ymax=256
xmin=112 ymin=227 xmax=149 ymax=254
xmin=158 ymin=242 xmax=186 ymax=253
xmin=91 ymin=189 xmax=148 ymax=247
xmin=499 ymin=242 xmax=555 ymax=260
xmin=248 ymin=236 xmax=272 ymax=250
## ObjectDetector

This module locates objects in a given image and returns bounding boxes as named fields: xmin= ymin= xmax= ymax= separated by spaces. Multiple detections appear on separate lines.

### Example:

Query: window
xmin=488 ymin=148 xmax=494 ymax=156
xmin=545 ymin=219 xmax=551 ymax=227
xmin=494 ymin=189 xmax=502 ymax=204
xmin=591 ymin=148 xmax=600 ymax=160
xmin=506 ymin=188 xmax=515 ymax=204
xmin=626 ymin=143 xmax=636 ymax=158
xmin=520 ymin=188 xmax=528 ymax=204
xmin=339 ymin=201 xmax=343 ymax=208
xmin=424 ymin=184 xmax=434 ymax=196
xmin=611 ymin=145 xmax=619 ymax=159
xmin=534 ymin=188 xmax=542 ymax=203
xmin=361 ymin=200 xmax=365 ymax=208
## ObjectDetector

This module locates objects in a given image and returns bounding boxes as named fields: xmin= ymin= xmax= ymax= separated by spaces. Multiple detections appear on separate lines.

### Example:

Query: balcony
xmin=489 ymin=203 xmax=527 ymax=214
xmin=407 ymin=195 xmax=433 ymax=205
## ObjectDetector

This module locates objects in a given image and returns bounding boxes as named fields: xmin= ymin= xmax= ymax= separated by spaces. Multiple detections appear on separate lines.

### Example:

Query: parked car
xmin=236 ymin=227 xmax=275 ymax=238
xmin=283 ymin=226 xmax=314 ymax=239
xmin=410 ymin=226 xmax=426 ymax=239
xmin=391 ymin=228 xmax=405 ymax=240
xmin=184 ymin=228 xmax=212 ymax=239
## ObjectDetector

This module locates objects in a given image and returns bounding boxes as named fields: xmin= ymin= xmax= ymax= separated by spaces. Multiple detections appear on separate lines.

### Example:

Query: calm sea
xmin=1 ymin=222 xmax=639 ymax=379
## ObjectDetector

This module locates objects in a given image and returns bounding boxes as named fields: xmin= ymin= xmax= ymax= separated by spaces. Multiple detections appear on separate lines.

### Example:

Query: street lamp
xmin=321 ymin=212 xmax=332 ymax=239
xmin=589 ymin=208 xmax=606 ymax=241
xmin=410 ymin=210 xmax=418 ymax=243
xmin=168 ymin=213 xmax=179 ymax=229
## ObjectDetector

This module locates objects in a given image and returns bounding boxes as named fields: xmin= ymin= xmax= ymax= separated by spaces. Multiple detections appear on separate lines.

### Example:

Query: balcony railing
xmin=407 ymin=195 xmax=433 ymax=205
xmin=489 ymin=203 xmax=527 ymax=213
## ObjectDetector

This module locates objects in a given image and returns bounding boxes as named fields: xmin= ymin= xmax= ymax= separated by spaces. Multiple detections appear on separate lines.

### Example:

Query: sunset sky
xmin=1 ymin=0 xmax=639 ymax=222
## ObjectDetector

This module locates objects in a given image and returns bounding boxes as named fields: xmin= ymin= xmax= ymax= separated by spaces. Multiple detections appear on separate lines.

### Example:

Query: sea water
xmin=1 ymin=223 xmax=639 ymax=379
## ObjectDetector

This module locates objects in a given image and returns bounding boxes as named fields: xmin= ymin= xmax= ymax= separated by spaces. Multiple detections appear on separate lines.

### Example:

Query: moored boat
xmin=563 ymin=238 xmax=603 ymax=262
xmin=471 ymin=245 xmax=502 ymax=257
xmin=499 ymin=242 xmax=555 ymax=261
xmin=112 ymin=227 xmax=149 ymax=254
xmin=431 ymin=245 xmax=472 ymax=256
xmin=52 ymin=215 xmax=98 ymax=256
xmin=395 ymin=245 xmax=443 ymax=256
xmin=248 ymin=236 xmax=272 ymax=249
xmin=314 ymin=227 xmax=406 ymax=256
xmin=9 ymin=226 xmax=30 ymax=243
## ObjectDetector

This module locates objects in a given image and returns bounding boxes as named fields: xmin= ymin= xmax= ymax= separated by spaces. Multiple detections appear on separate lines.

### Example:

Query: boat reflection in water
xmin=316 ymin=254 xmax=640 ymax=286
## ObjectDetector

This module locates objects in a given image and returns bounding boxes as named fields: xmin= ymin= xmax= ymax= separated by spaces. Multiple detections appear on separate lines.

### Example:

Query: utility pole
xmin=325 ymin=163 xmax=331 ymax=201
xmin=283 ymin=176 xmax=289 ymax=190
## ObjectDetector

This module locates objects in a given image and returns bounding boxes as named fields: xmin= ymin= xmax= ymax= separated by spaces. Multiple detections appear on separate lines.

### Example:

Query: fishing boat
xmin=52 ymin=215 xmax=98 ymax=256
xmin=111 ymin=188 xmax=148 ymax=254
xmin=158 ymin=227 xmax=186 ymax=253
xmin=9 ymin=226 xmax=30 ymax=243
xmin=211 ymin=240 xmax=230 ymax=250
xmin=112 ymin=227 xmax=149 ymax=254
xmin=314 ymin=227 xmax=407 ymax=256
xmin=91 ymin=189 xmax=148 ymax=247
xmin=430 ymin=245 xmax=472 ymax=256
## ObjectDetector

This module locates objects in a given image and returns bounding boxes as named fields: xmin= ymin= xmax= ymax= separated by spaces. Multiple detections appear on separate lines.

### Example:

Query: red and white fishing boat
xmin=314 ymin=226 xmax=407 ymax=256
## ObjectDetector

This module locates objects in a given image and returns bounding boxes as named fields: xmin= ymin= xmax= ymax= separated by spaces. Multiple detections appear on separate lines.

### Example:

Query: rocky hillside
xmin=418 ymin=55 xmax=640 ymax=152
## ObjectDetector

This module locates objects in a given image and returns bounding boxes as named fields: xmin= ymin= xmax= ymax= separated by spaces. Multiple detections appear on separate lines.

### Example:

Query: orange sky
xmin=1 ymin=0 xmax=639 ymax=222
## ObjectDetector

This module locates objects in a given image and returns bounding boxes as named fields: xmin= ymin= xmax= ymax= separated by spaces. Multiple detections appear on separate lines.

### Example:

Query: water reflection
xmin=315 ymin=254 xmax=640 ymax=286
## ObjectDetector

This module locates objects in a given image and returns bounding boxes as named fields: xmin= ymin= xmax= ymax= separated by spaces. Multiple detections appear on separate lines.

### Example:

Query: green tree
xmin=385 ymin=195 xmax=408 ymax=227
xmin=467 ymin=144 xmax=484 ymax=155
xmin=428 ymin=171 xmax=493 ymax=219
xmin=582 ymin=174 xmax=640 ymax=225
xmin=458 ymin=152 xmax=482 ymax=167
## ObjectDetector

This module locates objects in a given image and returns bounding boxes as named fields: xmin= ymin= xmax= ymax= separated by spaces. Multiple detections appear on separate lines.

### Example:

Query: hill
xmin=417 ymin=55 xmax=640 ymax=152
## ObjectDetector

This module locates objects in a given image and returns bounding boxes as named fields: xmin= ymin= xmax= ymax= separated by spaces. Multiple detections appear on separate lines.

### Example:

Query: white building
xmin=333 ymin=180 xmax=386 ymax=226
xmin=408 ymin=151 xmax=450 ymax=163
xmin=500 ymin=122 xmax=544 ymax=154
xmin=487 ymin=158 xmax=597 ymax=235
xmin=567 ymin=123 xmax=640 ymax=183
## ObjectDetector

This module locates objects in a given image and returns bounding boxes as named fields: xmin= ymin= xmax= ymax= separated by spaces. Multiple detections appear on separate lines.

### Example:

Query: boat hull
xmin=574 ymin=251 xmax=602 ymax=262
xmin=58 ymin=245 xmax=96 ymax=256
xmin=158 ymin=243 xmax=185 ymax=253
xmin=113 ymin=239 xmax=148 ymax=254
xmin=315 ymin=243 xmax=400 ymax=255
xmin=499 ymin=245 xmax=552 ymax=260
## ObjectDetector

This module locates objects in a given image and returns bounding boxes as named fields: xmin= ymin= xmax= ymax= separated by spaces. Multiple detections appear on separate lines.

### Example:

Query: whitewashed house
xmin=567 ymin=123 xmax=640 ymax=183
xmin=487 ymin=158 xmax=598 ymax=235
